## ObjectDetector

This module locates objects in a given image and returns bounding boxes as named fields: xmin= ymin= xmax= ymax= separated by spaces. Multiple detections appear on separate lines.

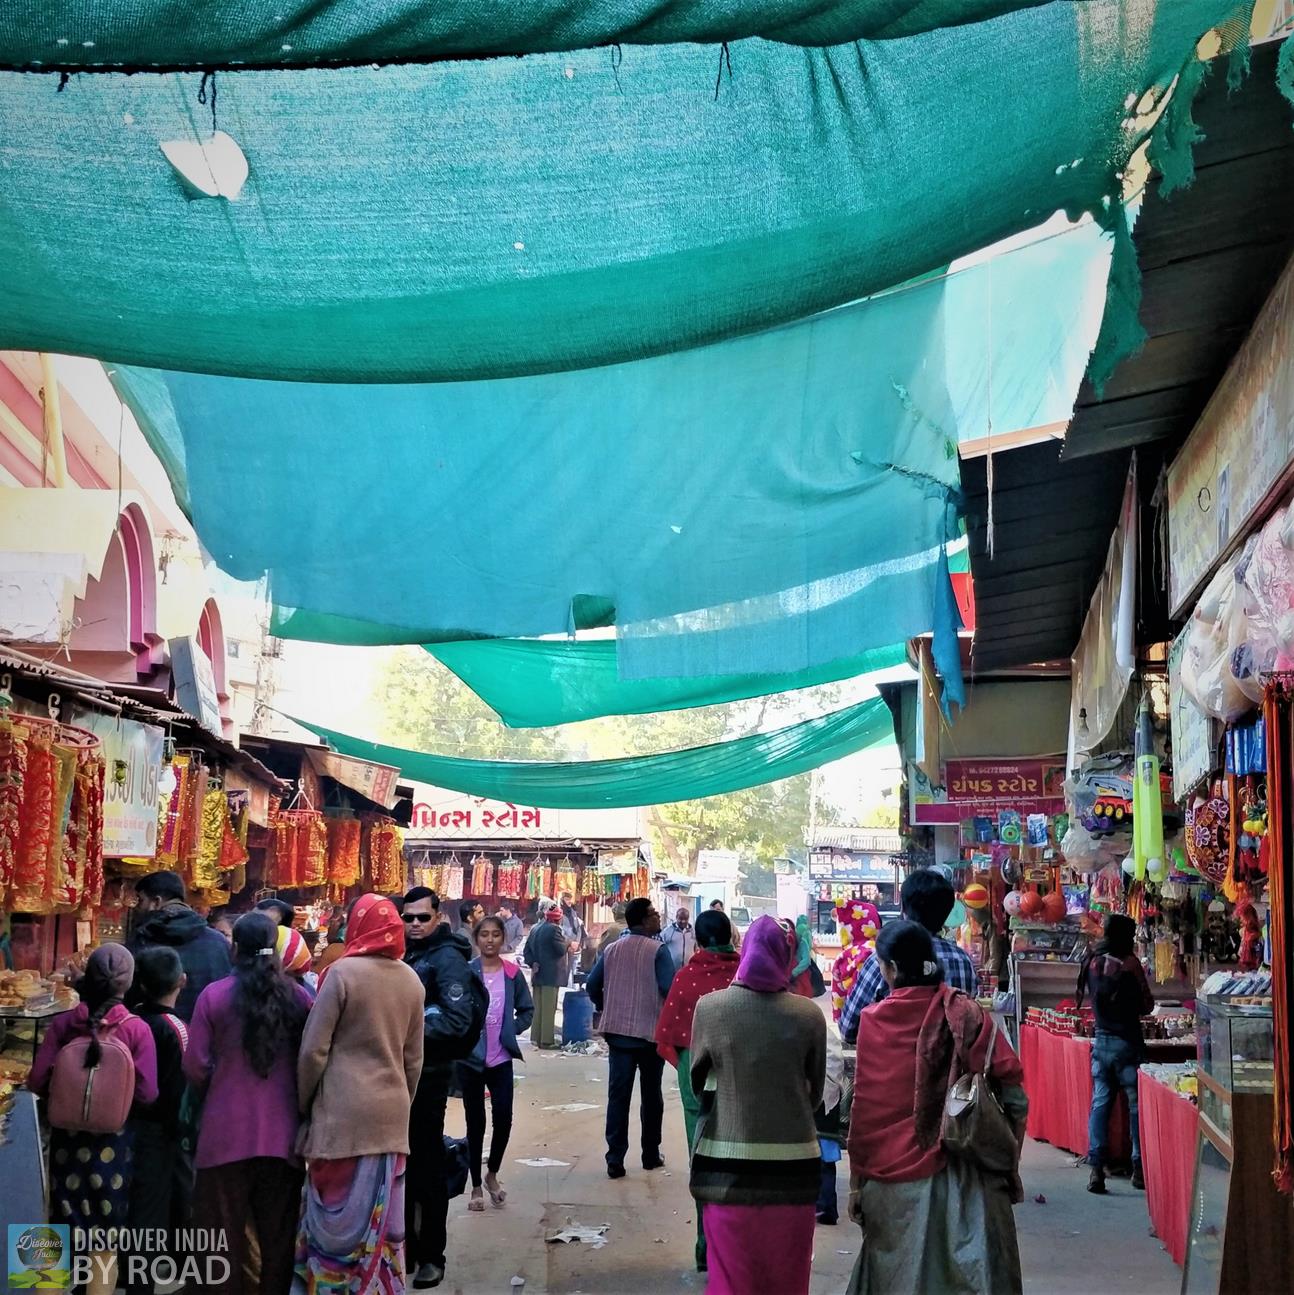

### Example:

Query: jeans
xmin=817 ymin=1160 xmax=839 ymax=1223
xmin=457 ymin=1060 xmax=515 ymax=1187
xmin=605 ymin=1041 xmax=665 ymax=1169
xmin=1087 ymin=1032 xmax=1141 ymax=1169
xmin=407 ymin=1064 xmax=451 ymax=1269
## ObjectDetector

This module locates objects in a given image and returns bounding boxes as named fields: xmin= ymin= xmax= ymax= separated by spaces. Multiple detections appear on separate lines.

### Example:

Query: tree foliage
xmin=369 ymin=647 xmax=852 ymax=871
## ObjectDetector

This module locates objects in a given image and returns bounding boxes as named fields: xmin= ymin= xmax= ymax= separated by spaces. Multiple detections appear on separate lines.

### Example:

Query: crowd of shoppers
xmin=28 ymin=865 xmax=1059 ymax=1294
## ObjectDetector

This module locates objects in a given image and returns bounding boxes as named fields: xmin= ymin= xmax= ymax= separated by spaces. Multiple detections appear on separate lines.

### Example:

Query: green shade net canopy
xmin=293 ymin=696 xmax=896 ymax=809
xmin=428 ymin=640 xmax=910 ymax=728
xmin=1 ymin=2 xmax=1073 ymax=69
xmin=0 ymin=0 xmax=1250 ymax=382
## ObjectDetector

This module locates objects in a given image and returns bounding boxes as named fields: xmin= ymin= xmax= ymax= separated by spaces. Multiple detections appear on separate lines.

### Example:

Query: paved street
xmin=436 ymin=1001 xmax=1181 ymax=1295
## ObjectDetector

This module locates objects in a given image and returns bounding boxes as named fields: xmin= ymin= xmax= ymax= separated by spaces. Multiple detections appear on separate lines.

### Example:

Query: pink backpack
xmin=47 ymin=1019 xmax=136 ymax=1134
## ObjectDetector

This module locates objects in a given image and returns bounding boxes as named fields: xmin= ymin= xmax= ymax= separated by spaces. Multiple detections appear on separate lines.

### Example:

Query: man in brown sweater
xmin=586 ymin=898 xmax=676 ymax=1178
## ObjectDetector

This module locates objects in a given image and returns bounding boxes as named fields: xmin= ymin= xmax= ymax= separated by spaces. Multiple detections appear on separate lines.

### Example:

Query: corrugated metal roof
xmin=811 ymin=828 xmax=902 ymax=853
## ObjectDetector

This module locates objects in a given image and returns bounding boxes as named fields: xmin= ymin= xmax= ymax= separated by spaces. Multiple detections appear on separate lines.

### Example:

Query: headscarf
xmin=318 ymin=893 xmax=403 ymax=988
xmin=835 ymin=899 xmax=881 ymax=952
xmin=734 ymin=915 xmax=794 ymax=993
xmin=275 ymin=925 xmax=312 ymax=975
xmin=654 ymin=946 xmax=740 ymax=1064
xmin=82 ymin=943 xmax=135 ymax=1004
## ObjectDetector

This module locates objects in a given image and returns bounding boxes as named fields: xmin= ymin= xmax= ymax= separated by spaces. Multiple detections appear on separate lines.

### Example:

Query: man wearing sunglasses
xmin=401 ymin=885 xmax=485 ymax=1289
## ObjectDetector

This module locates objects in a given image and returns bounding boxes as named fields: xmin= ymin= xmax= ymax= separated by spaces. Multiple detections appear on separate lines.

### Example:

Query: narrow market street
xmin=435 ymin=999 xmax=1180 ymax=1295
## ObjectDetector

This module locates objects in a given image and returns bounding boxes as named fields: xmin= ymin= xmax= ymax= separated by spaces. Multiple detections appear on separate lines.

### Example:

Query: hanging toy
xmin=1133 ymin=700 xmax=1164 ymax=882
xmin=961 ymin=882 xmax=989 ymax=910
xmin=1003 ymin=891 xmax=1024 ymax=918
xmin=1234 ymin=899 xmax=1264 ymax=972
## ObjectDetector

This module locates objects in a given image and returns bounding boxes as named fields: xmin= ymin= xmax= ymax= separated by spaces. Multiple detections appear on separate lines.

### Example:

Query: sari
xmin=292 ymin=1153 xmax=407 ymax=1294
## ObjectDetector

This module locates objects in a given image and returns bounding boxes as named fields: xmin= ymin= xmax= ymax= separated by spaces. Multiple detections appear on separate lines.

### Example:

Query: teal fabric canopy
xmin=0 ymin=0 xmax=1244 ymax=381
xmin=0 ymin=2 xmax=1070 ymax=69
xmin=428 ymin=640 xmax=909 ymax=728
xmin=112 ymin=213 xmax=1116 ymax=698
xmin=293 ymin=697 xmax=896 ymax=808
xmin=111 ymin=261 xmax=966 ymax=688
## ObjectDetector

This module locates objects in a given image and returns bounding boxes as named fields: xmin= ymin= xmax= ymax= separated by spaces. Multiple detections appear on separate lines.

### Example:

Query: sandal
xmin=468 ymin=1191 xmax=486 ymax=1212
xmin=485 ymin=1177 xmax=507 ymax=1207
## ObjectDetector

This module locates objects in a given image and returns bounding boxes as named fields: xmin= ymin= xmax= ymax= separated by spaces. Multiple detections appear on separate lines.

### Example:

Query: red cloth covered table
xmin=1137 ymin=1071 xmax=1197 ymax=1266
xmin=1020 ymin=1024 xmax=1130 ymax=1160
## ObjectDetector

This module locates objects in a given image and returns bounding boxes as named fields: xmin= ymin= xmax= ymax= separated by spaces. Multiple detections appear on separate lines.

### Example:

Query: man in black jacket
xmin=402 ymin=885 xmax=481 ymax=1290
xmin=127 ymin=871 xmax=231 ymax=1022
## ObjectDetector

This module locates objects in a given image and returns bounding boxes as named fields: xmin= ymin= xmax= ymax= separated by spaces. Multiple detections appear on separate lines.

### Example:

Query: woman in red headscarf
xmin=296 ymin=895 xmax=427 ymax=1292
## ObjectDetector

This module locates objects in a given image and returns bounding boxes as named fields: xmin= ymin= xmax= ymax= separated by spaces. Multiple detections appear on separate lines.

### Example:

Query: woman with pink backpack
xmin=29 ymin=943 xmax=159 ymax=1290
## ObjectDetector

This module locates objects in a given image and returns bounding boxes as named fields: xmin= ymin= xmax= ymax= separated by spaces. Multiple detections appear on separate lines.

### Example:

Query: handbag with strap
xmin=941 ymin=1018 xmax=1019 ymax=1176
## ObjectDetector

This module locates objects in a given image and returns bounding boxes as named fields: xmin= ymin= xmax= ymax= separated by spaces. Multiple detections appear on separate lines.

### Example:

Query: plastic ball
xmin=1041 ymin=891 xmax=1067 ymax=924
xmin=1018 ymin=890 xmax=1044 ymax=920
xmin=1122 ymin=855 xmax=1138 ymax=875
xmin=1003 ymin=891 xmax=1024 ymax=917
xmin=1147 ymin=856 xmax=1166 ymax=881
xmin=962 ymin=883 xmax=989 ymax=910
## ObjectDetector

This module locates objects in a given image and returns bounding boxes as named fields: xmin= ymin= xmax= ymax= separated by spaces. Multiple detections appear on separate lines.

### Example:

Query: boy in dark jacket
xmin=128 ymin=871 xmax=231 ymax=1022
xmin=125 ymin=946 xmax=191 ymax=1294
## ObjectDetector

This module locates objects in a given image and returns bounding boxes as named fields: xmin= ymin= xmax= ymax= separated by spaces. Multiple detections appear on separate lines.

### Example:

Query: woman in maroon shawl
xmin=655 ymin=909 xmax=739 ymax=1271
xmin=846 ymin=921 xmax=1027 ymax=1295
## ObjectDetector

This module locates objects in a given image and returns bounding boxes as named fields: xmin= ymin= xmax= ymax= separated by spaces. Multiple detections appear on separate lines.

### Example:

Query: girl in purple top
xmin=30 ymin=944 xmax=159 ymax=1246
xmin=458 ymin=916 xmax=534 ymax=1212
xmin=184 ymin=912 xmax=311 ymax=1295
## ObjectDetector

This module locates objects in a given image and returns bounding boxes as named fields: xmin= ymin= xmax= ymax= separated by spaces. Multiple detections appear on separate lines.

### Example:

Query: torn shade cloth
xmin=292 ymin=697 xmax=896 ymax=809
xmin=0 ymin=0 xmax=1246 ymax=381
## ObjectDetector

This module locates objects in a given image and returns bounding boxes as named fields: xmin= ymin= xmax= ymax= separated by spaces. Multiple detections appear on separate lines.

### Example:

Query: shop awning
xmin=1064 ymin=37 xmax=1294 ymax=463
xmin=966 ymin=37 xmax=1294 ymax=673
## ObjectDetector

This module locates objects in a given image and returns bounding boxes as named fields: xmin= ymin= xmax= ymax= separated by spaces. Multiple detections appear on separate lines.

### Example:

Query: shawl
xmin=734 ymin=915 xmax=794 ymax=993
xmin=319 ymin=893 xmax=403 ymax=987
xmin=654 ymin=946 xmax=739 ymax=1065
xmin=912 ymin=984 xmax=994 ymax=1151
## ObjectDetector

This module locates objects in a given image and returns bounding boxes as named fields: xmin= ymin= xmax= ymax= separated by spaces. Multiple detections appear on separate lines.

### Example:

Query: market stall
xmin=1137 ymin=1062 xmax=1197 ymax=1267
xmin=405 ymin=784 xmax=646 ymax=940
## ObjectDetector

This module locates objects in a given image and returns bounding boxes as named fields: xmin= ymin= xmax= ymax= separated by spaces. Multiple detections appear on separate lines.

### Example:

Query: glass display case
xmin=1194 ymin=996 xmax=1273 ymax=1144
xmin=1183 ymin=990 xmax=1292 ymax=1294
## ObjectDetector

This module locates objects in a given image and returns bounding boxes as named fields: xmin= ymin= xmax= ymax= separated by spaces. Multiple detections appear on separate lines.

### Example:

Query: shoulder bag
xmin=941 ymin=1018 xmax=1019 ymax=1176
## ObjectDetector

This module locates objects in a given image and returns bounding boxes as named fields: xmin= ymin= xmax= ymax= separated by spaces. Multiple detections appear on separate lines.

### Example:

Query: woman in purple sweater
xmin=184 ymin=912 xmax=311 ymax=1295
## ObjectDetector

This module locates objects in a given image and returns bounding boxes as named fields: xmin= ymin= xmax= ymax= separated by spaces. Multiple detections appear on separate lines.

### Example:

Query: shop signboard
xmin=909 ymin=757 xmax=1066 ymax=826
xmin=1168 ymin=258 xmax=1294 ymax=616
xmin=406 ymin=782 xmax=641 ymax=842
xmin=807 ymin=849 xmax=899 ymax=884
xmin=306 ymin=747 xmax=400 ymax=809
xmin=1168 ymin=629 xmax=1215 ymax=801
xmin=76 ymin=711 xmax=164 ymax=857
xmin=169 ymin=636 xmax=223 ymax=737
